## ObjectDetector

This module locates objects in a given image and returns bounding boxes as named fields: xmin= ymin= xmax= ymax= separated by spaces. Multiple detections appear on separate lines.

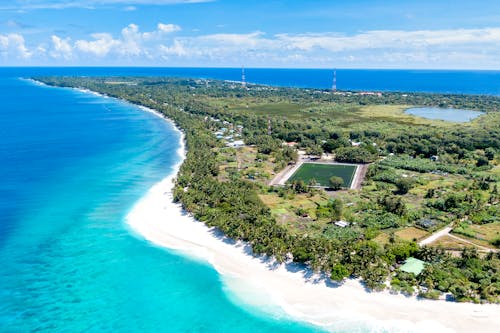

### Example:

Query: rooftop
xmin=399 ymin=257 xmax=426 ymax=276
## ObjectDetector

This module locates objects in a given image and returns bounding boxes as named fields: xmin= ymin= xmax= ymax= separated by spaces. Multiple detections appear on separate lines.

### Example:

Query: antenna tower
xmin=241 ymin=65 xmax=246 ymax=87
xmin=332 ymin=69 xmax=337 ymax=92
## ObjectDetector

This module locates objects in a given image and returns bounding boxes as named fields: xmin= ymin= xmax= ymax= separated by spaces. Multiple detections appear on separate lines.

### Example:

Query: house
xmin=350 ymin=141 xmax=362 ymax=147
xmin=227 ymin=140 xmax=245 ymax=148
xmin=334 ymin=220 xmax=350 ymax=228
xmin=399 ymin=257 xmax=426 ymax=276
xmin=417 ymin=218 xmax=438 ymax=229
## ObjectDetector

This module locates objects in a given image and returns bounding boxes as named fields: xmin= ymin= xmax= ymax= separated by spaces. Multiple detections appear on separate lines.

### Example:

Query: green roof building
xmin=399 ymin=257 xmax=426 ymax=276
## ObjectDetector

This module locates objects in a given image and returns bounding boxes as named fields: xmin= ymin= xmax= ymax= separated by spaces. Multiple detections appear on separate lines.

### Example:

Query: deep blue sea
xmin=0 ymin=68 xmax=499 ymax=332
xmin=1 ymin=67 xmax=500 ymax=95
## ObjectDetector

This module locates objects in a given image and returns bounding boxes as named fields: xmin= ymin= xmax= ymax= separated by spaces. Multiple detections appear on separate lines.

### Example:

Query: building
xmin=334 ymin=220 xmax=350 ymax=228
xmin=227 ymin=140 xmax=245 ymax=148
xmin=399 ymin=257 xmax=426 ymax=276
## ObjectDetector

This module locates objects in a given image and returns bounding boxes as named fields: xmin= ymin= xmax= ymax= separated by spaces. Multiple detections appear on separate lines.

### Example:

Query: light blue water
xmin=0 ymin=77 xmax=323 ymax=332
xmin=2 ymin=67 xmax=498 ymax=332
xmin=405 ymin=107 xmax=485 ymax=122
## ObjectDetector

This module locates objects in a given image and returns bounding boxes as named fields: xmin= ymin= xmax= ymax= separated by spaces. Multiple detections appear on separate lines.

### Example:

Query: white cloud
xmin=72 ymin=22 xmax=181 ymax=59
xmin=0 ymin=33 xmax=32 ymax=58
xmin=0 ymin=0 xmax=214 ymax=10
xmin=199 ymin=31 xmax=266 ymax=47
xmin=275 ymin=28 xmax=500 ymax=53
xmin=4 ymin=24 xmax=500 ymax=68
xmin=157 ymin=23 xmax=181 ymax=34
xmin=75 ymin=33 xmax=119 ymax=57
xmin=50 ymin=35 xmax=72 ymax=59
xmin=160 ymin=39 xmax=187 ymax=57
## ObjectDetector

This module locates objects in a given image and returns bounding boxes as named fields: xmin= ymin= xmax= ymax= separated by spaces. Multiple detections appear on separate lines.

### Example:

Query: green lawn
xmin=287 ymin=163 xmax=357 ymax=188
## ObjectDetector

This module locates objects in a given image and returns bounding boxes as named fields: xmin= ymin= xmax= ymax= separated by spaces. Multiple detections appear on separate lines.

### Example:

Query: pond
xmin=405 ymin=107 xmax=484 ymax=122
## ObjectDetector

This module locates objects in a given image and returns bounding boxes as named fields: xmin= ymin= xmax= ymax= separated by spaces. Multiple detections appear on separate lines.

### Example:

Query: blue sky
xmin=1 ymin=0 xmax=499 ymax=68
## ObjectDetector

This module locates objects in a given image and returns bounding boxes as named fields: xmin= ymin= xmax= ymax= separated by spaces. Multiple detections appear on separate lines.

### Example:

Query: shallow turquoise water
xmin=405 ymin=107 xmax=484 ymax=122
xmin=0 ymin=77 xmax=324 ymax=332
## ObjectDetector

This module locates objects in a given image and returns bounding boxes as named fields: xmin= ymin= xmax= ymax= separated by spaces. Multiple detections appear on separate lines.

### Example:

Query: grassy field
xmin=431 ymin=235 xmax=475 ymax=250
xmin=394 ymin=227 xmax=430 ymax=241
xmin=287 ymin=163 xmax=357 ymax=188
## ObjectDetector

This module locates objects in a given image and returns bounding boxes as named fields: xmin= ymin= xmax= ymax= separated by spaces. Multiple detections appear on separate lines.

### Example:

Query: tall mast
xmin=241 ymin=65 xmax=246 ymax=87
xmin=332 ymin=68 xmax=337 ymax=92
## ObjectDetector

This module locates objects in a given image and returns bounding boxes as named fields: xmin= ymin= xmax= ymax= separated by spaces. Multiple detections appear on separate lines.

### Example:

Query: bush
xmin=335 ymin=147 xmax=377 ymax=163
xmin=330 ymin=263 xmax=349 ymax=281
xmin=395 ymin=178 xmax=414 ymax=194
xmin=329 ymin=176 xmax=344 ymax=190
xmin=490 ymin=238 xmax=500 ymax=248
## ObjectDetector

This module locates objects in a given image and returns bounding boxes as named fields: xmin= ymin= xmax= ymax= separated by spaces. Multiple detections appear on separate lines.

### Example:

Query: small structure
xmin=350 ymin=141 xmax=362 ymax=147
xmin=227 ymin=140 xmax=245 ymax=148
xmin=334 ymin=220 xmax=350 ymax=228
xmin=417 ymin=218 xmax=438 ymax=229
xmin=399 ymin=257 xmax=426 ymax=276
xmin=430 ymin=155 xmax=439 ymax=162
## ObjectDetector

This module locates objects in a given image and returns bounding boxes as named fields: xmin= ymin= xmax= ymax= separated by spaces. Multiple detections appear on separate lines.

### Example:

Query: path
xmin=351 ymin=164 xmax=368 ymax=190
xmin=269 ymin=161 xmax=304 ymax=186
xmin=418 ymin=226 xmax=453 ymax=246
xmin=447 ymin=234 xmax=498 ymax=252
xmin=418 ymin=226 xmax=498 ymax=252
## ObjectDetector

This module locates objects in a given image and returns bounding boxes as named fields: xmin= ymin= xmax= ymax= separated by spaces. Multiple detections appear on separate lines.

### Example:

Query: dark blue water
xmin=0 ymin=75 xmax=322 ymax=332
xmin=2 ymin=67 xmax=500 ymax=95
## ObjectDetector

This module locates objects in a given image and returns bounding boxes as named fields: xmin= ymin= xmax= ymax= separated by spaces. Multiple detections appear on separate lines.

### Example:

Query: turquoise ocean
xmin=1 ymin=68 xmax=499 ymax=332
xmin=0 ymin=75 xmax=323 ymax=332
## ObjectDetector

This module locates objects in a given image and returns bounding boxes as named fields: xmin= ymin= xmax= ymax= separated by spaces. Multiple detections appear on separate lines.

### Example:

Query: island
xmin=37 ymin=76 xmax=499 ymax=304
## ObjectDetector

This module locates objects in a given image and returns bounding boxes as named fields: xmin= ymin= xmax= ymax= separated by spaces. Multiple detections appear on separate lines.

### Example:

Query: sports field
xmin=287 ymin=163 xmax=357 ymax=188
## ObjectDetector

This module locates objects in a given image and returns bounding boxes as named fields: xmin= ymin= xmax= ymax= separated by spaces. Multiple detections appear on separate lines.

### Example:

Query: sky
xmin=1 ymin=0 xmax=499 ymax=68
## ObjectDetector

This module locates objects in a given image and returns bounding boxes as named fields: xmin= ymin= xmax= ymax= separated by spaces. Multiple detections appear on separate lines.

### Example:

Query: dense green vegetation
xmin=38 ymin=76 xmax=500 ymax=303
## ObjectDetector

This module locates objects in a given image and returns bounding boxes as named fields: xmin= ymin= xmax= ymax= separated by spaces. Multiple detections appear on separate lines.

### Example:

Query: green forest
xmin=38 ymin=76 xmax=500 ymax=303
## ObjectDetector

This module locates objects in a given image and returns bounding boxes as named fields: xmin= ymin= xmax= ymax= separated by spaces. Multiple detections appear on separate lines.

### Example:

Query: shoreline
xmin=125 ymin=108 xmax=499 ymax=333
xmin=29 ymin=79 xmax=499 ymax=332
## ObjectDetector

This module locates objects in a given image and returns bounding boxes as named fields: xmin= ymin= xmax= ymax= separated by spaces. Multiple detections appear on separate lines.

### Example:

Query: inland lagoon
xmin=405 ymin=107 xmax=485 ymax=122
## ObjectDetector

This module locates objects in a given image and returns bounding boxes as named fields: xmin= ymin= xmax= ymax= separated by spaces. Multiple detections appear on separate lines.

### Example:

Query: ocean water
xmin=0 ymin=76 xmax=322 ymax=332
xmin=1 ymin=67 xmax=498 ymax=332
xmin=3 ymin=67 xmax=500 ymax=95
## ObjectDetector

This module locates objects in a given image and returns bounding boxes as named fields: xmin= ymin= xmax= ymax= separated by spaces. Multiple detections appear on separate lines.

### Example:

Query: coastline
xmin=125 ymin=107 xmax=499 ymax=333
xmin=28 ymin=78 xmax=498 ymax=332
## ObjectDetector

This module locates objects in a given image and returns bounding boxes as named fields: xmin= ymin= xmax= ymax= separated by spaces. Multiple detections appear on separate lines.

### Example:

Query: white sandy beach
xmin=125 ymin=116 xmax=499 ymax=333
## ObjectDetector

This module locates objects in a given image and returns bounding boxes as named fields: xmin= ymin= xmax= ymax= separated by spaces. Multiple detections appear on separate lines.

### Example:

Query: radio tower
xmin=332 ymin=68 xmax=337 ymax=92
xmin=241 ymin=65 xmax=246 ymax=87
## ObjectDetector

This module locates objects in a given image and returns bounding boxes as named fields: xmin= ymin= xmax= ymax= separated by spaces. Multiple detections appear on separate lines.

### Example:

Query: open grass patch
xmin=431 ymin=235 xmax=474 ymax=250
xmin=395 ymin=227 xmax=429 ymax=241
xmin=287 ymin=163 xmax=357 ymax=188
